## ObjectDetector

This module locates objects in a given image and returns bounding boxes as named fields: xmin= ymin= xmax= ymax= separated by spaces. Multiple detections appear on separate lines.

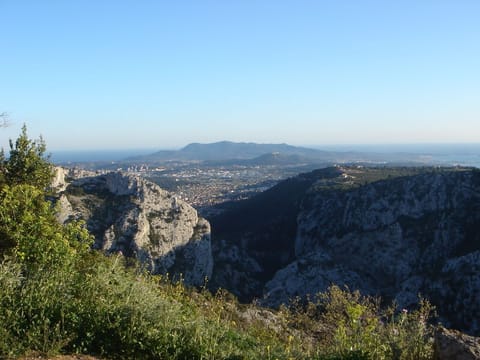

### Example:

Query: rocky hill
xmin=127 ymin=140 xmax=343 ymax=162
xmin=211 ymin=166 xmax=480 ymax=335
xmin=54 ymin=168 xmax=212 ymax=286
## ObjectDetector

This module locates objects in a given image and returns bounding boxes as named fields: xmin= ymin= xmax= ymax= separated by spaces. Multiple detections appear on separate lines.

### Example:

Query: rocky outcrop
xmin=55 ymin=168 xmax=212 ymax=286
xmin=211 ymin=166 xmax=480 ymax=335
xmin=212 ymin=240 xmax=264 ymax=300
xmin=263 ymin=168 xmax=480 ymax=335
xmin=434 ymin=327 xmax=480 ymax=359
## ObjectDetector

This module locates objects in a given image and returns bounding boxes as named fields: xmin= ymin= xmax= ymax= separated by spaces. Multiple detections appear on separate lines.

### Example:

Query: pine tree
xmin=1 ymin=124 xmax=53 ymax=189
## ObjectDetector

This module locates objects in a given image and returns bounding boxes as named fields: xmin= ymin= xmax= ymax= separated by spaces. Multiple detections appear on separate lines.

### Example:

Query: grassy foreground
xmin=0 ymin=250 xmax=435 ymax=360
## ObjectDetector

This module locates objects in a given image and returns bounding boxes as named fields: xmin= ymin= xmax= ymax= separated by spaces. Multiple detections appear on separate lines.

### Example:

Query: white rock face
xmin=263 ymin=252 xmax=365 ymax=306
xmin=51 ymin=167 xmax=69 ymax=192
xmin=52 ymin=167 xmax=101 ymax=194
xmin=55 ymin=170 xmax=212 ymax=286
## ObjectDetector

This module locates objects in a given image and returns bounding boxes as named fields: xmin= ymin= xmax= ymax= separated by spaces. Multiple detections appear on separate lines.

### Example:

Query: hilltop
xmin=180 ymin=141 xmax=327 ymax=160
xmin=127 ymin=141 xmax=336 ymax=162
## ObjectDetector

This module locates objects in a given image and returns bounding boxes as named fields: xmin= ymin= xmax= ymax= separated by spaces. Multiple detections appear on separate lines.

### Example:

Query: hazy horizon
xmin=47 ymin=140 xmax=480 ymax=153
xmin=1 ymin=1 xmax=479 ymax=150
xmin=47 ymin=141 xmax=480 ymax=167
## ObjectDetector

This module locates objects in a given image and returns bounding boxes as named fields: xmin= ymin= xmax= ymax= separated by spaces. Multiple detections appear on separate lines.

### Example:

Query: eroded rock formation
xmin=211 ymin=167 xmax=480 ymax=335
xmin=55 ymin=168 xmax=212 ymax=286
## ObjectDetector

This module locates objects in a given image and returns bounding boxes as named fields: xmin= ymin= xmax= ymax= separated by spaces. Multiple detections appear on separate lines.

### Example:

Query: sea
xmin=314 ymin=143 xmax=480 ymax=168
xmin=50 ymin=149 xmax=156 ymax=164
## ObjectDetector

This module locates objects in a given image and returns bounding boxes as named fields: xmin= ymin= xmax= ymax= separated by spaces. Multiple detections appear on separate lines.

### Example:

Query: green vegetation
xmin=0 ymin=128 xmax=436 ymax=359
xmin=308 ymin=166 xmax=471 ymax=193
xmin=285 ymin=287 xmax=434 ymax=360
xmin=0 ymin=124 xmax=54 ymax=189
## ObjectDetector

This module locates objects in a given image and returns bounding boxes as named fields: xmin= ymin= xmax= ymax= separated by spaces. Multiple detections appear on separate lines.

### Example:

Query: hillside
xmin=209 ymin=166 xmax=437 ymax=299
xmin=210 ymin=166 xmax=480 ymax=336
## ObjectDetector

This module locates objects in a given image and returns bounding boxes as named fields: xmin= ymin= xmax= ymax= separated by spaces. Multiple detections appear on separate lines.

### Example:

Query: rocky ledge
xmin=434 ymin=327 xmax=480 ymax=360
xmin=54 ymin=168 xmax=212 ymax=286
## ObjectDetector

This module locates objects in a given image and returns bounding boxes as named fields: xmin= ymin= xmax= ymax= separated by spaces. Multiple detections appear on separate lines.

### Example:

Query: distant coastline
xmin=50 ymin=149 xmax=156 ymax=163
xmin=50 ymin=143 xmax=480 ymax=168
xmin=312 ymin=143 xmax=480 ymax=168
xmin=311 ymin=143 xmax=480 ymax=154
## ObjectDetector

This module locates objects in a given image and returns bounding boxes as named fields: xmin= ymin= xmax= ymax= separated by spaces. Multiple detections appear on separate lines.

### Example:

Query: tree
xmin=1 ymin=124 xmax=53 ymax=189
xmin=0 ymin=125 xmax=92 ymax=267
xmin=0 ymin=184 xmax=92 ymax=268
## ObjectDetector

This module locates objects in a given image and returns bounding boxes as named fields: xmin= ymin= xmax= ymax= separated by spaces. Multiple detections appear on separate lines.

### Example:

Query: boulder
xmin=434 ymin=326 xmax=480 ymax=360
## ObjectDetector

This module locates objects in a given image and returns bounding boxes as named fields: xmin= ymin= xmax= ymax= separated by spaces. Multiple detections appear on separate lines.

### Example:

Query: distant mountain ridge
xmin=129 ymin=141 xmax=339 ymax=162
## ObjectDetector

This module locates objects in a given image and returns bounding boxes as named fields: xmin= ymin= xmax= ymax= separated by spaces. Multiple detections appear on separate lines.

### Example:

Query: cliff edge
xmin=54 ymin=168 xmax=212 ymax=286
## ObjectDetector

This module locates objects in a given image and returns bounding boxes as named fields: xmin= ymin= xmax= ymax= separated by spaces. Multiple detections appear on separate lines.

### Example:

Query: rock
xmin=211 ymin=241 xmax=264 ymax=301
xmin=55 ymin=194 xmax=75 ymax=223
xmin=263 ymin=168 xmax=480 ymax=335
xmin=51 ymin=167 xmax=69 ymax=192
xmin=238 ymin=308 xmax=283 ymax=332
xmin=54 ymin=168 xmax=212 ymax=286
xmin=434 ymin=326 xmax=480 ymax=360
xmin=211 ymin=166 xmax=480 ymax=335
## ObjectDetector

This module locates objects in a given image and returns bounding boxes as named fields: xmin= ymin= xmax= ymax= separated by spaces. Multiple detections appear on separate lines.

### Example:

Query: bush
xmin=0 ymin=252 xmax=299 ymax=359
xmin=0 ymin=255 xmax=436 ymax=359
xmin=286 ymin=285 xmax=435 ymax=360
xmin=0 ymin=184 xmax=92 ymax=270
xmin=1 ymin=124 xmax=53 ymax=189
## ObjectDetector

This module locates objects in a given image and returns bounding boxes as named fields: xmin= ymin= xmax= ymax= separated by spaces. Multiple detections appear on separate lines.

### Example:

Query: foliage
xmin=0 ymin=184 xmax=92 ymax=269
xmin=0 ymin=253 xmax=303 ymax=359
xmin=285 ymin=285 xmax=435 ymax=360
xmin=0 ymin=251 xmax=437 ymax=359
xmin=0 ymin=124 xmax=54 ymax=189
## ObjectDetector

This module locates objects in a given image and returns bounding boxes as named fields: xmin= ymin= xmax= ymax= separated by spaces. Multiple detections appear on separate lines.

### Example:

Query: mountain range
xmin=128 ymin=141 xmax=338 ymax=162
xmin=53 ymin=141 xmax=480 ymax=169
xmin=125 ymin=141 xmax=480 ymax=167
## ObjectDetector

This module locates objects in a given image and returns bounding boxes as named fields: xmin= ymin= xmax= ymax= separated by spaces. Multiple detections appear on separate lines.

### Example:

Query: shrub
xmin=0 ymin=124 xmax=53 ymax=189
xmin=0 ymin=184 xmax=92 ymax=270
xmin=286 ymin=285 xmax=435 ymax=360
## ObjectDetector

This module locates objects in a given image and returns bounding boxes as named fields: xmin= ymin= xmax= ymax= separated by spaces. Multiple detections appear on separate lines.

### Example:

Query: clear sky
xmin=1 ymin=0 xmax=479 ymax=150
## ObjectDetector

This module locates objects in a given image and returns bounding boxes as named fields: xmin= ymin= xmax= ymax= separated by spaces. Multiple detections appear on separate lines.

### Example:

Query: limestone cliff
xmin=55 ymin=168 xmax=212 ymax=286
xmin=211 ymin=166 xmax=480 ymax=335
xmin=264 ymin=168 xmax=480 ymax=334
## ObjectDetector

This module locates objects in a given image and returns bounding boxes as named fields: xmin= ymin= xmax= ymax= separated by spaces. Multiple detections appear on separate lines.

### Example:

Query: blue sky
xmin=1 ymin=1 xmax=479 ymax=150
